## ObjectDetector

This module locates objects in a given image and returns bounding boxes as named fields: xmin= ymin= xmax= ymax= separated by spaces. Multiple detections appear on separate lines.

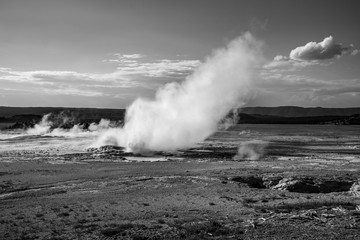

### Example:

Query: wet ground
xmin=1 ymin=124 xmax=360 ymax=239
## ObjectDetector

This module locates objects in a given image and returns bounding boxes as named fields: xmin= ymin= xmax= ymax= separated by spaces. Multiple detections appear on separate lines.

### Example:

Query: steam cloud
xmin=26 ymin=113 xmax=117 ymax=138
xmin=95 ymin=33 xmax=264 ymax=153
xmin=233 ymin=140 xmax=268 ymax=161
xmin=27 ymin=114 xmax=53 ymax=135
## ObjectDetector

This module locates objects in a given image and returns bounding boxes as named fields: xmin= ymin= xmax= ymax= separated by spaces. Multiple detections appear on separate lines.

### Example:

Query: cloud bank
xmin=0 ymin=55 xmax=201 ymax=107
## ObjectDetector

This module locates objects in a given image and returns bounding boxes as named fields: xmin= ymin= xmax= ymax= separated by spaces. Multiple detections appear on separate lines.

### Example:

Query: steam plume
xmin=26 ymin=113 xmax=52 ymax=135
xmin=26 ymin=113 xmax=117 ymax=138
xmin=233 ymin=140 xmax=268 ymax=161
xmin=96 ymin=33 xmax=263 ymax=153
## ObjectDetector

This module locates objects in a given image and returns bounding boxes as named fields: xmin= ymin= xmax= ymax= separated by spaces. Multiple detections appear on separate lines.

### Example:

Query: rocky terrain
xmin=1 ymin=124 xmax=360 ymax=239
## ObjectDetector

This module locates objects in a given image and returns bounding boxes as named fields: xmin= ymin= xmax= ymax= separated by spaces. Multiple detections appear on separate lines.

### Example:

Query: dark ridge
xmin=237 ymin=113 xmax=360 ymax=125
xmin=0 ymin=107 xmax=126 ymax=130
xmin=0 ymin=106 xmax=125 ymax=119
xmin=240 ymin=106 xmax=360 ymax=118
xmin=1 ymin=107 xmax=360 ymax=130
xmin=2 ymin=106 xmax=360 ymax=119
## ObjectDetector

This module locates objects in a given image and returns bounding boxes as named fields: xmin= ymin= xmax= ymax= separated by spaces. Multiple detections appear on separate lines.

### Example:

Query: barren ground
xmin=1 ymin=124 xmax=360 ymax=239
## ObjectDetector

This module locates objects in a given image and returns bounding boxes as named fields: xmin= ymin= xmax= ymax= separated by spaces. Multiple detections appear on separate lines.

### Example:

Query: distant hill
xmin=0 ymin=107 xmax=126 ymax=129
xmin=0 ymin=106 xmax=125 ymax=120
xmin=2 ymin=106 xmax=359 ymax=119
xmin=1 ymin=106 xmax=359 ymax=128
xmin=237 ymin=113 xmax=360 ymax=125
xmin=240 ymin=106 xmax=360 ymax=118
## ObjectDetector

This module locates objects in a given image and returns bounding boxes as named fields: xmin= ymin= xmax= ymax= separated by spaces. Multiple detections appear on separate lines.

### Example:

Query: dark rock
xmin=98 ymin=145 xmax=125 ymax=152
xmin=262 ymin=175 xmax=283 ymax=188
xmin=87 ymin=145 xmax=125 ymax=154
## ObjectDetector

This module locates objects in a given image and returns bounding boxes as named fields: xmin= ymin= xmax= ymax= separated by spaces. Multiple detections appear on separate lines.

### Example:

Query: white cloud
xmin=41 ymin=87 xmax=103 ymax=97
xmin=116 ymin=59 xmax=201 ymax=77
xmin=264 ymin=36 xmax=356 ymax=73
xmin=258 ymin=64 xmax=360 ymax=105
xmin=104 ymin=53 xmax=145 ymax=64
xmin=0 ymin=68 xmax=132 ymax=86
xmin=351 ymin=49 xmax=359 ymax=56
xmin=273 ymin=55 xmax=289 ymax=61
xmin=314 ymin=86 xmax=360 ymax=96
xmin=263 ymin=55 xmax=321 ymax=72
xmin=289 ymin=36 xmax=354 ymax=61
xmin=0 ymin=54 xmax=201 ymax=101
xmin=120 ymin=53 xmax=145 ymax=59
xmin=104 ymin=53 xmax=201 ymax=78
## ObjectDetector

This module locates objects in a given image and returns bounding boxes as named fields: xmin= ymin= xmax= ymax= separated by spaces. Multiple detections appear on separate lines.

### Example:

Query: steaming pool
xmin=0 ymin=124 xmax=359 ymax=165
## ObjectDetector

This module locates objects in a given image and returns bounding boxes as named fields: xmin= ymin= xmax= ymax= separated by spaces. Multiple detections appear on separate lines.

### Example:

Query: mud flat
xmin=1 ymin=124 xmax=360 ymax=239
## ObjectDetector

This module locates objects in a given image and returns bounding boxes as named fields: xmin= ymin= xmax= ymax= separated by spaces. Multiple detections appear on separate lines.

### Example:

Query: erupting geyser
xmin=95 ymin=33 xmax=264 ymax=153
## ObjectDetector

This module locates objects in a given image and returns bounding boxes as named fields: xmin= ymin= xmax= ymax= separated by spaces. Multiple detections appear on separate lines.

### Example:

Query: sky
xmin=0 ymin=0 xmax=359 ymax=108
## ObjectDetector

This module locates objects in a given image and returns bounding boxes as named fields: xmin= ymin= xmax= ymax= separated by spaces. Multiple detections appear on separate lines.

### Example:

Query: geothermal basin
xmin=1 ymin=124 xmax=360 ymax=239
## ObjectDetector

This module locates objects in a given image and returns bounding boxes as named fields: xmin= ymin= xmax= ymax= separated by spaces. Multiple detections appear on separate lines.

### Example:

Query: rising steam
xmin=26 ymin=113 xmax=117 ymax=138
xmin=233 ymin=140 xmax=268 ymax=161
xmin=95 ymin=33 xmax=264 ymax=153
